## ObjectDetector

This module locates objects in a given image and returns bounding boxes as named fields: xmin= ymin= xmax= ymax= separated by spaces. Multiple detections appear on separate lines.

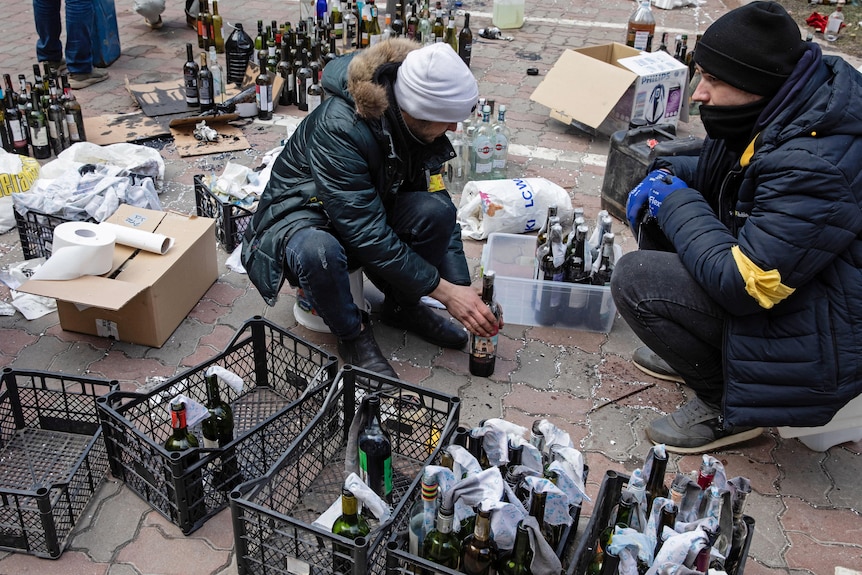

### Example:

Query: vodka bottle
xmin=471 ymin=105 xmax=494 ymax=179
xmin=491 ymin=104 xmax=511 ymax=179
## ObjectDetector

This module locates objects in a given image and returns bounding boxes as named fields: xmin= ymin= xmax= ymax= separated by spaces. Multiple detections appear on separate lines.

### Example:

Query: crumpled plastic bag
xmin=457 ymin=177 xmax=575 ymax=240
xmin=38 ymin=142 xmax=165 ymax=190
xmin=0 ymin=150 xmax=40 ymax=234
xmin=133 ymin=0 xmax=165 ymax=21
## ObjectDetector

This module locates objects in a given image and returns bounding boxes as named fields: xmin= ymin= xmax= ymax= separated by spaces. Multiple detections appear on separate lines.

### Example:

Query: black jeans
xmin=283 ymin=189 xmax=467 ymax=340
xmin=610 ymin=246 xmax=728 ymax=407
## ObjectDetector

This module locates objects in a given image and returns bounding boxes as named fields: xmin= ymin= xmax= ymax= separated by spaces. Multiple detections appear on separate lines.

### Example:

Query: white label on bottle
xmin=9 ymin=119 xmax=25 ymax=143
xmin=633 ymin=30 xmax=650 ymax=51
xmin=308 ymin=93 xmax=322 ymax=113
xmin=203 ymin=437 xmax=219 ymax=449
xmin=30 ymin=125 xmax=48 ymax=147
xmin=65 ymin=114 xmax=80 ymax=141
xmin=256 ymin=84 xmax=273 ymax=111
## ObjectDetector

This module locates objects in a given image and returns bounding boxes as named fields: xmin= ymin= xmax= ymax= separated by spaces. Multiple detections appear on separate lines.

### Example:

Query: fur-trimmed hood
xmin=346 ymin=39 xmax=419 ymax=120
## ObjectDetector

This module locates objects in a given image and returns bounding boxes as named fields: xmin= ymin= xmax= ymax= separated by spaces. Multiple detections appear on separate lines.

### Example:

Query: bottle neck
xmin=171 ymin=406 xmax=189 ymax=436
xmin=435 ymin=508 xmax=454 ymax=534
xmin=342 ymin=493 xmax=359 ymax=516
xmin=472 ymin=511 xmax=492 ymax=542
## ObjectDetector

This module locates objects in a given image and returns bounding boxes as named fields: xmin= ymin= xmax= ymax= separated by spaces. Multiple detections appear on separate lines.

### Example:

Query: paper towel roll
xmin=29 ymin=221 xmax=116 ymax=281
xmin=98 ymin=221 xmax=174 ymax=254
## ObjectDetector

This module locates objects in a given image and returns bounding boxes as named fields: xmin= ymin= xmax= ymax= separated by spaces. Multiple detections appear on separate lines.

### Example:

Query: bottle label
xmin=256 ymin=84 xmax=273 ymax=111
xmin=470 ymin=333 xmax=497 ymax=358
xmin=30 ymin=125 xmax=48 ymax=147
xmin=203 ymin=437 xmax=219 ymax=449
xmin=492 ymin=134 xmax=508 ymax=168
xmin=8 ymin=119 xmax=25 ymax=144
xmin=185 ymin=76 xmax=199 ymax=104
xmin=65 ymin=114 xmax=80 ymax=141
xmin=308 ymin=93 xmax=322 ymax=113
xmin=633 ymin=30 xmax=652 ymax=51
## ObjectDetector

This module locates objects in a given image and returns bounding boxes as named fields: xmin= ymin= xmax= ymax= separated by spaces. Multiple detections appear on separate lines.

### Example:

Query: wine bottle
xmin=498 ymin=520 xmax=532 ymax=575
xmin=199 ymin=52 xmax=215 ymax=112
xmin=431 ymin=3 xmax=445 ymax=42
xmin=295 ymin=49 xmax=313 ymax=112
xmin=164 ymin=401 xmax=200 ymax=452
xmin=201 ymin=373 xmax=239 ymax=491
xmin=277 ymin=40 xmax=296 ymax=106
xmin=255 ymin=49 xmax=274 ymax=120
xmin=211 ymin=0 xmax=225 ymax=53
xmin=60 ymin=74 xmax=86 ymax=143
xmin=469 ymin=271 xmax=501 ymax=377
xmin=653 ymin=501 xmax=678 ymax=559
xmin=444 ymin=19 xmax=457 ymax=52
xmin=28 ymin=91 xmax=51 ymax=159
xmin=724 ymin=485 xmax=750 ymax=575
xmin=332 ymin=488 xmax=371 ymax=575
xmin=331 ymin=1 xmax=344 ymax=40
xmin=458 ymin=12 xmax=473 ymax=67
xmin=645 ymin=446 xmax=669 ymax=511
xmin=461 ymin=505 xmax=497 ymax=575
xmin=184 ymin=43 xmax=200 ymax=107
xmin=0 ymin=101 xmax=11 ymax=153
xmin=45 ymin=82 xmax=69 ymax=155
xmin=406 ymin=2 xmax=419 ymax=40
xmin=422 ymin=504 xmax=461 ymax=570
xmin=408 ymin=471 xmax=439 ymax=557
xmin=528 ymin=488 xmax=553 ymax=547
xmin=307 ymin=62 xmax=324 ymax=113
xmin=696 ymin=456 xmax=717 ymax=490
xmin=358 ymin=395 xmax=393 ymax=502
xmin=4 ymin=86 xmax=28 ymax=156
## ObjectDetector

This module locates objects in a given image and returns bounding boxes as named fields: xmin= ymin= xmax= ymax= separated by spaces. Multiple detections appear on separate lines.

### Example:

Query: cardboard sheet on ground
xmin=84 ymin=112 xmax=170 ymax=145
xmin=169 ymin=114 xmax=249 ymax=157
xmin=126 ymin=78 xmax=189 ymax=117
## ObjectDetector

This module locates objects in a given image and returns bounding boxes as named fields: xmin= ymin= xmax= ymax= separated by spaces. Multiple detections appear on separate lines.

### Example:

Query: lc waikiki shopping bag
xmin=91 ymin=0 xmax=121 ymax=68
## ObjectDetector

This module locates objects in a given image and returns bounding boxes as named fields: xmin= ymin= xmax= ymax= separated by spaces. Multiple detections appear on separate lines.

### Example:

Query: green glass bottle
xmin=201 ymin=373 xmax=240 ymax=491
xmin=332 ymin=488 xmax=370 ymax=575
xmin=164 ymin=401 xmax=200 ymax=452
xmin=461 ymin=506 xmax=497 ymax=575
xmin=498 ymin=520 xmax=532 ymax=575
xmin=422 ymin=504 xmax=461 ymax=570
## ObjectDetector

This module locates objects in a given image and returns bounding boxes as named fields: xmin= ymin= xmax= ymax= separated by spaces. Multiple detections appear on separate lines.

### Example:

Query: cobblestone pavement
xmin=1 ymin=0 xmax=861 ymax=574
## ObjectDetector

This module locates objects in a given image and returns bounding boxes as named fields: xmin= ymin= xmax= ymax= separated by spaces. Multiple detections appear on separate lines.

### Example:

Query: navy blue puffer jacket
xmin=657 ymin=50 xmax=862 ymax=428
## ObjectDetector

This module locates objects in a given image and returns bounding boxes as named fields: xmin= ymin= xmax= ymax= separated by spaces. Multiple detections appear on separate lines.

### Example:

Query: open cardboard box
xmin=530 ymin=43 xmax=689 ymax=137
xmin=19 ymin=206 xmax=218 ymax=348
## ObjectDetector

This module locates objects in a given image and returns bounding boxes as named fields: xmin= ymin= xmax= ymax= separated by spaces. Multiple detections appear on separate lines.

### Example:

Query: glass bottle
xmin=358 ymin=395 xmax=393 ymax=502
xmin=0 ymin=98 xmax=11 ymax=153
xmin=724 ymin=486 xmax=750 ymax=575
xmin=184 ymin=43 xmax=200 ymax=107
xmin=645 ymin=447 xmax=669 ymax=511
xmin=625 ymin=0 xmax=655 ymax=52
xmin=471 ymin=104 xmax=493 ymax=179
xmin=590 ymin=233 xmax=616 ymax=287
xmin=307 ymin=65 xmax=324 ymax=113
xmin=367 ymin=0 xmax=382 ymax=46
xmin=409 ymin=472 xmax=439 ymax=556
xmin=225 ymin=22 xmax=255 ymax=85
xmin=391 ymin=3 xmax=404 ymax=36
xmin=528 ymin=488 xmax=552 ymax=546
xmin=535 ymin=205 xmax=557 ymax=257
xmin=826 ymin=0 xmax=845 ymax=42
xmin=696 ymin=456 xmax=716 ymax=490
xmin=458 ymin=12 xmax=473 ymax=67
xmin=432 ymin=2 xmax=445 ymax=42
xmin=653 ymin=501 xmax=678 ymax=559
xmin=417 ymin=2 xmax=432 ymax=44
xmin=406 ymin=2 xmax=419 ymax=40
xmin=46 ymin=82 xmax=69 ymax=155
xmin=211 ymin=0 xmax=225 ymax=53
xmin=60 ymin=74 xmax=86 ymax=143
xmin=332 ymin=488 xmax=371 ymax=575
xmin=461 ymin=505 xmax=497 ymax=575
xmin=444 ymin=19 xmax=458 ymax=51
xmin=296 ymin=49 xmax=313 ymax=112
xmin=201 ymin=373 xmax=237 ymax=490
xmin=199 ymin=52 xmax=215 ymax=112
xmin=255 ymin=49 xmax=274 ymax=120
xmin=4 ymin=79 xmax=28 ymax=156
xmin=252 ymin=19 xmax=265 ymax=66
xmin=28 ymin=91 xmax=51 ymax=159
xmin=164 ymin=401 xmax=200 ymax=452
xmin=201 ymin=1 xmax=212 ymax=50
xmin=491 ymin=104 xmax=511 ymax=179
xmin=331 ymin=1 xmax=344 ymax=40
xmin=498 ymin=520 xmax=532 ymax=575
xmin=469 ymin=271 xmax=501 ymax=377
xmin=208 ymin=47 xmax=225 ymax=105
xmin=422 ymin=504 xmax=461 ymax=570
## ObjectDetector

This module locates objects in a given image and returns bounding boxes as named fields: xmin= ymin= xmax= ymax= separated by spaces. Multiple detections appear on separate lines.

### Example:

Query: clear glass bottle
xmin=409 ymin=471 xmax=439 ymax=556
xmin=826 ymin=0 xmax=845 ymax=42
xmin=625 ymin=0 xmax=655 ymax=52
xmin=471 ymin=104 xmax=494 ymax=179
xmin=491 ymin=104 xmax=511 ymax=179
xmin=208 ymin=46 xmax=225 ymax=105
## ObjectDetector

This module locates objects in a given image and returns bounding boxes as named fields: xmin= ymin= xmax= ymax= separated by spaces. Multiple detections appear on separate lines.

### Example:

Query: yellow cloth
xmin=731 ymin=245 xmax=795 ymax=309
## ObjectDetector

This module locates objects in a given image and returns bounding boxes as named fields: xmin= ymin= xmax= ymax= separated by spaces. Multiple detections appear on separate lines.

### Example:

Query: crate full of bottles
xmin=230 ymin=365 xmax=462 ymax=575
xmin=95 ymin=317 xmax=338 ymax=534
xmin=193 ymin=174 xmax=255 ymax=252
xmin=0 ymin=368 xmax=118 ymax=559
xmin=386 ymin=418 xmax=590 ymax=575
xmin=481 ymin=226 xmax=617 ymax=333
xmin=570 ymin=455 xmax=756 ymax=575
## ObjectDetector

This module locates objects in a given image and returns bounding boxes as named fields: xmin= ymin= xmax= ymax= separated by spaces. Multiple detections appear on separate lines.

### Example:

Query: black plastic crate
xmin=0 ymin=368 xmax=118 ymax=559
xmin=385 ymin=456 xmax=588 ymax=575
xmin=96 ymin=316 xmax=338 ymax=534
xmin=230 ymin=365 xmax=462 ymax=575
xmin=568 ymin=470 xmax=756 ymax=575
xmin=194 ymin=174 xmax=255 ymax=252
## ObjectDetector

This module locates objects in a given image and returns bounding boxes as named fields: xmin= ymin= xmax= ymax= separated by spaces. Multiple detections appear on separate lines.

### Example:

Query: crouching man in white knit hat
xmin=242 ymin=40 xmax=501 ymax=380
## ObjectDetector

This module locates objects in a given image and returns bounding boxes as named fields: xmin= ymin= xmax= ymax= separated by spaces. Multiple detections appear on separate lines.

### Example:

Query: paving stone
xmin=774 ymin=440 xmax=834 ymax=507
xmin=743 ymin=492 xmax=789 ymax=569
xmin=8 ymin=334 xmax=70 ymax=371
xmin=70 ymin=482 xmax=152 ymax=564
xmin=822 ymin=446 xmax=862 ymax=509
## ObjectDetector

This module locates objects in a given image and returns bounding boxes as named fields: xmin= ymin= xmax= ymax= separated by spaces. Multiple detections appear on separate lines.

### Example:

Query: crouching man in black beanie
xmin=615 ymin=1 xmax=862 ymax=453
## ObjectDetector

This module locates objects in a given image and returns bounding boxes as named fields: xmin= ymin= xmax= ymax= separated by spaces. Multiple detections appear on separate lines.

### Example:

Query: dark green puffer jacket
xmin=242 ymin=39 xmax=460 ymax=306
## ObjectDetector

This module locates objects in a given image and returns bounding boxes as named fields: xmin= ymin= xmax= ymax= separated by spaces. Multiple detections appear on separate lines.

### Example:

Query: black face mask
xmin=699 ymin=98 xmax=770 ymax=154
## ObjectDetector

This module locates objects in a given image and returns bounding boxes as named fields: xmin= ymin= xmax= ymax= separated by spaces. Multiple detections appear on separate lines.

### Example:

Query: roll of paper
xmin=29 ymin=221 xmax=116 ymax=281
xmin=98 ymin=221 xmax=174 ymax=255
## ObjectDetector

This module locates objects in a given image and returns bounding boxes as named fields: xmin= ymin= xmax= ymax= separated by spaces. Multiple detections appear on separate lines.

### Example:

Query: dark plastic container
xmin=600 ymin=124 xmax=703 ymax=222
xmin=193 ymin=174 xmax=255 ymax=252
xmin=91 ymin=0 xmax=121 ymax=68
xmin=0 ymin=368 xmax=118 ymax=559
xmin=96 ymin=317 xmax=338 ymax=534
xmin=225 ymin=23 xmax=255 ymax=85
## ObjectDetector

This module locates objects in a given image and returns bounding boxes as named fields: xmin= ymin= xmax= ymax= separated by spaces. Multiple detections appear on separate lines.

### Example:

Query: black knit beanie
xmin=694 ymin=1 xmax=806 ymax=97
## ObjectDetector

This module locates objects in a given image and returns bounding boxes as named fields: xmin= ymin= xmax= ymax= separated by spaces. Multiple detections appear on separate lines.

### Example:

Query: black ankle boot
xmin=337 ymin=327 xmax=398 ymax=378
xmin=381 ymin=299 xmax=468 ymax=349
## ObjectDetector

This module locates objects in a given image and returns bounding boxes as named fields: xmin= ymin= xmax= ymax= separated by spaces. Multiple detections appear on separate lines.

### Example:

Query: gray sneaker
xmin=69 ymin=68 xmax=109 ymax=89
xmin=647 ymin=396 xmax=764 ymax=454
xmin=632 ymin=345 xmax=684 ymax=383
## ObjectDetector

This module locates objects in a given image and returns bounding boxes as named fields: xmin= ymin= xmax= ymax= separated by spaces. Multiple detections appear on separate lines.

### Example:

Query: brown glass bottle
xmin=469 ymin=271 xmax=501 ymax=377
xmin=625 ymin=0 xmax=655 ymax=52
xmin=461 ymin=506 xmax=498 ymax=575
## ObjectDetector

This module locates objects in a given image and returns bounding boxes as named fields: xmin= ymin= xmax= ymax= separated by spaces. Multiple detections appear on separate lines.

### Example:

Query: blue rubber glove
xmin=647 ymin=173 xmax=688 ymax=220
xmin=626 ymin=169 xmax=674 ymax=234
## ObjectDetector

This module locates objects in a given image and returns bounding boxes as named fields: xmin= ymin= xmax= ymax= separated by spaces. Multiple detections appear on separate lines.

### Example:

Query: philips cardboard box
xmin=21 ymin=206 xmax=217 ymax=348
xmin=530 ymin=43 xmax=689 ymax=137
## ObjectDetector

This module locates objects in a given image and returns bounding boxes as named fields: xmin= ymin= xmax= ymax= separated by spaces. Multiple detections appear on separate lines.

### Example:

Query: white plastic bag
xmin=457 ymin=177 xmax=574 ymax=240
xmin=38 ymin=142 xmax=165 ymax=190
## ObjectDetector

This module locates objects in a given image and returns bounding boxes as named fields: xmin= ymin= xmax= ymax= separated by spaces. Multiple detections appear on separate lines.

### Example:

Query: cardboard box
xmin=20 ymin=206 xmax=217 ymax=347
xmin=530 ymin=43 xmax=689 ymax=137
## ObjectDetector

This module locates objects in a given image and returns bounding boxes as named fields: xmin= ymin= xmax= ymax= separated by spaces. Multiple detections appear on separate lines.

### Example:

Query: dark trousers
xmin=283 ymin=189 xmax=467 ymax=340
xmin=610 ymin=239 xmax=728 ymax=407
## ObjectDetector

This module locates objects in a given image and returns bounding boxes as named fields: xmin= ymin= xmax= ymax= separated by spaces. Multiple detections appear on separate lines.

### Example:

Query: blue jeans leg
xmin=64 ymin=0 xmax=95 ymax=73
xmin=284 ymin=227 xmax=363 ymax=341
xmin=610 ymin=250 xmax=727 ymax=406
xmin=34 ymin=0 xmax=63 ymax=63
xmin=367 ymin=189 xmax=461 ymax=304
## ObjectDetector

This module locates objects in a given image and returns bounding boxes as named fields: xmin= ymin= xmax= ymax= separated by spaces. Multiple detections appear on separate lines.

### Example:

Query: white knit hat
xmin=394 ymin=43 xmax=479 ymax=123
